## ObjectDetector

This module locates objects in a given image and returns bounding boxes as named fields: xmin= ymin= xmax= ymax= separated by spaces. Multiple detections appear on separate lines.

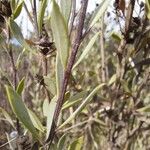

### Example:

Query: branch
xmin=46 ymin=0 xmax=89 ymax=145
xmin=100 ymin=14 xmax=106 ymax=82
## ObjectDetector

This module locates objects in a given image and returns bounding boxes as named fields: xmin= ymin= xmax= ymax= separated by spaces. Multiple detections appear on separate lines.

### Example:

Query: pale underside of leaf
xmin=50 ymin=0 xmax=69 ymax=68
xmin=46 ymin=96 xmax=57 ymax=140
xmin=89 ymin=0 xmax=110 ymax=28
xmin=73 ymin=32 xmax=100 ymax=69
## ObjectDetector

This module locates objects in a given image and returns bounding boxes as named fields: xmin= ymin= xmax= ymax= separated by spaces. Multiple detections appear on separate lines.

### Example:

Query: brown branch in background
xmin=32 ymin=0 xmax=50 ymax=103
xmin=125 ymin=0 xmax=135 ymax=34
xmin=100 ymin=14 xmax=106 ymax=83
xmin=46 ymin=0 xmax=89 ymax=145
xmin=117 ymin=0 xmax=135 ymax=79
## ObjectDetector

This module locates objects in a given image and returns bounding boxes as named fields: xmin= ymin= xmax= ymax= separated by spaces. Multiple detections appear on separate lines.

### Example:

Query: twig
xmin=0 ymin=137 xmax=17 ymax=148
xmin=116 ymin=0 xmax=135 ymax=79
xmin=46 ymin=0 xmax=89 ymax=145
xmin=127 ymin=121 xmax=143 ymax=139
xmin=100 ymin=14 xmax=106 ymax=82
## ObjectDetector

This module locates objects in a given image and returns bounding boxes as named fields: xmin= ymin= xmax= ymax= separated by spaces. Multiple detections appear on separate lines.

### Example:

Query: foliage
xmin=0 ymin=0 xmax=150 ymax=149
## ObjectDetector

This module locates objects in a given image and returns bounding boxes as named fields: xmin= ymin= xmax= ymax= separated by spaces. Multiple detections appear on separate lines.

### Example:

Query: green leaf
xmin=46 ymin=96 xmax=57 ymax=140
xmin=69 ymin=91 xmax=87 ymax=102
xmin=108 ymin=74 xmax=117 ymax=86
xmin=68 ymin=136 xmax=84 ymax=150
xmin=43 ymin=99 xmax=50 ymax=117
xmin=121 ymin=80 xmax=131 ymax=94
xmin=58 ymin=84 xmax=106 ymax=129
xmin=146 ymin=0 xmax=150 ymax=19
xmin=50 ymin=0 xmax=70 ymax=68
xmin=89 ymin=0 xmax=110 ymax=28
xmin=60 ymin=0 xmax=72 ymax=24
xmin=16 ymin=77 xmax=25 ymax=95
xmin=0 ymin=107 xmax=15 ymax=128
xmin=38 ymin=0 xmax=47 ymax=33
xmin=62 ymin=91 xmax=87 ymax=110
xmin=28 ymin=109 xmax=45 ymax=133
xmin=73 ymin=32 xmax=100 ymax=69
xmin=10 ymin=0 xmax=16 ymax=11
xmin=9 ymin=18 xmax=24 ymax=45
xmin=56 ymin=54 xmax=64 ymax=97
xmin=5 ymin=86 xmax=39 ymax=139
xmin=16 ymin=48 xmax=26 ymax=69
xmin=44 ymin=75 xmax=56 ymax=95
xmin=111 ymin=32 xmax=122 ymax=42
xmin=62 ymin=99 xmax=81 ymax=110
xmin=9 ymin=19 xmax=33 ymax=52
xmin=13 ymin=1 xmax=24 ymax=19
xmin=137 ymin=105 xmax=150 ymax=113
xmin=57 ymin=133 xmax=68 ymax=150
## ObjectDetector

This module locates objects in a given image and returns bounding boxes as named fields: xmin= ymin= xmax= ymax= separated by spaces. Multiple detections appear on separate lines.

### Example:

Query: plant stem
xmin=100 ymin=14 xmax=106 ymax=83
xmin=46 ymin=0 xmax=89 ymax=144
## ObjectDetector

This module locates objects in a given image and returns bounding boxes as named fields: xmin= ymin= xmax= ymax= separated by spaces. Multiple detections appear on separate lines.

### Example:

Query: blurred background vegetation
xmin=0 ymin=0 xmax=150 ymax=149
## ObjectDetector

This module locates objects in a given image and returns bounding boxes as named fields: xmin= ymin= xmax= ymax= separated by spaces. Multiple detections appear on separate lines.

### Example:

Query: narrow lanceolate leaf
xmin=89 ymin=0 xmax=110 ymax=28
xmin=73 ymin=32 xmax=100 ymax=69
xmin=9 ymin=19 xmax=24 ymax=45
xmin=58 ymin=84 xmax=106 ymax=129
xmin=62 ymin=91 xmax=87 ymax=110
xmin=28 ymin=109 xmax=45 ymax=133
xmin=136 ymin=105 xmax=150 ymax=114
xmin=62 ymin=99 xmax=81 ymax=110
xmin=111 ymin=32 xmax=122 ymax=42
xmin=13 ymin=0 xmax=24 ymax=19
xmin=5 ymin=86 xmax=39 ymax=139
xmin=108 ymin=74 xmax=117 ymax=86
xmin=16 ymin=77 xmax=25 ymax=95
xmin=46 ymin=96 xmax=57 ymax=140
xmin=68 ymin=136 xmax=84 ymax=150
xmin=146 ymin=0 xmax=150 ymax=19
xmin=57 ymin=133 xmax=68 ymax=150
xmin=56 ymin=54 xmax=64 ymax=97
xmin=50 ymin=0 xmax=70 ymax=68
xmin=60 ymin=0 xmax=72 ymax=24
xmin=38 ymin=0 xmax=47 ymax=33
xmin=10 ymin=0 xmax=16 ymax=11
xmin=9 ymin=19 xmax=32 ymax=51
